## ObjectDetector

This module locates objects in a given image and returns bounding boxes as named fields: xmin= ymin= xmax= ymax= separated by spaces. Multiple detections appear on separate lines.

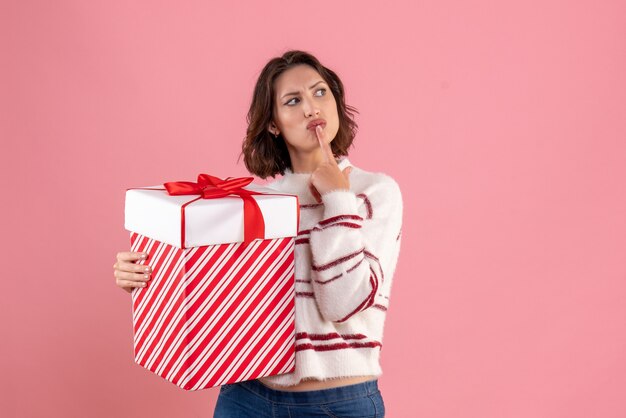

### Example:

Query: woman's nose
xmin=302 ymin=97 xmax=320 ymax=117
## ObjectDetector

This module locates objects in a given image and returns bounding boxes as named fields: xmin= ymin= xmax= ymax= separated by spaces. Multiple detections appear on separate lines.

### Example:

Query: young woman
xmin=114 ymin=50 xmax=403 ymax=417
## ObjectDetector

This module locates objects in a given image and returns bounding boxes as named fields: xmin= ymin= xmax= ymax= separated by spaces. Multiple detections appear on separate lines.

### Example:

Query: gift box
xmin=124 ymin=174 xmax=300 ymax=391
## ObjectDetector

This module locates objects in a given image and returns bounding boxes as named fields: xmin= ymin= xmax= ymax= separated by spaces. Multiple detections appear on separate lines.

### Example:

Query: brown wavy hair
xmin=238 ymin=50 xmax=359 ymax=179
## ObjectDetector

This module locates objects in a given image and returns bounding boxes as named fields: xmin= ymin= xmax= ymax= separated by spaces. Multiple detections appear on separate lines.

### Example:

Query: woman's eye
xmin=285 ymin=88 xmax=326 ymax=106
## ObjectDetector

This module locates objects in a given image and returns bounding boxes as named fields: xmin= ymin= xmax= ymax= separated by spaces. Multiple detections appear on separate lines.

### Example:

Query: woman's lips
xmin=307 ymin=121 xmax=327 ymax=130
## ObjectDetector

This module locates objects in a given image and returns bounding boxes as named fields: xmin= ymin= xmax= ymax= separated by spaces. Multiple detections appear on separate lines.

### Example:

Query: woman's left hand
xmin=309 ymin=125 xmax=352 ymax=202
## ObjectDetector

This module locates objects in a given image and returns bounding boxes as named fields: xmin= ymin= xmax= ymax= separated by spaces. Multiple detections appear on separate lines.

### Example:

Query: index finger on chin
xmin=316 ymin=125 xmax=335 ymax=163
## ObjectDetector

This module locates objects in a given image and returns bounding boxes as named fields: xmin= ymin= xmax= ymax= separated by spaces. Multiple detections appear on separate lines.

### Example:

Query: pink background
xmin=2 ymin=1 xmax=625 ymax=417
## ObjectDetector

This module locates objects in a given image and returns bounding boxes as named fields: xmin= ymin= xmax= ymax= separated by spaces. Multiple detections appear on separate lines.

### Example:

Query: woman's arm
xmin=308 ymin=175 xmax=403 ymax=322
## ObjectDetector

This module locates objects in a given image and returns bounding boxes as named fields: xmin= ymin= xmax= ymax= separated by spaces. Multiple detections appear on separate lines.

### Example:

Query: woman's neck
xmin=286 ymin=148 xmax=329 ymax=174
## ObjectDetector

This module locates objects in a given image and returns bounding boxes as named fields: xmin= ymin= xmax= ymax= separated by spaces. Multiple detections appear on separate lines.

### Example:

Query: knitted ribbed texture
xmin=257 ymin=157 xmax=403 ymax=387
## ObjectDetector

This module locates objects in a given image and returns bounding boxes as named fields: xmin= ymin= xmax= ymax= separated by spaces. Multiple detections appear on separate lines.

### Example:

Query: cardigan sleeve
xmin=308 ymin=175 xmax=403 ymax=323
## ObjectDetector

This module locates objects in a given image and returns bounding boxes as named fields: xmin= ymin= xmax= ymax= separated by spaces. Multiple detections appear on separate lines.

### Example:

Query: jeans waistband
xmin=237 ymin=378 xmax=379 ymax=405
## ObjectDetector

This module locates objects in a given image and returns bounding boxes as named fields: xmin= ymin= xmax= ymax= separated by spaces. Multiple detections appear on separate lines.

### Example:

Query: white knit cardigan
xmin=257 ymin=156 xmax=403 ymax=387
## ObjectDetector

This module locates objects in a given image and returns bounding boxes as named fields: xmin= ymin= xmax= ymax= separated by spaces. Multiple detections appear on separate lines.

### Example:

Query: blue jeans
xmin=213 ymin=378 xmax=385 ymax=417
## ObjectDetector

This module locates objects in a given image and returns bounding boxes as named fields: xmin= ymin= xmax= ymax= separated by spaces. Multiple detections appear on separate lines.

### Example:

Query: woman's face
xmin=269 ymin=64 xmax=339 ymax=154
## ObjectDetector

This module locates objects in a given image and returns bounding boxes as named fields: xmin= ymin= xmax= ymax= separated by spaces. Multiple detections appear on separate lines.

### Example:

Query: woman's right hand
xmin=113 ymin=251 xmax=152 ymax=293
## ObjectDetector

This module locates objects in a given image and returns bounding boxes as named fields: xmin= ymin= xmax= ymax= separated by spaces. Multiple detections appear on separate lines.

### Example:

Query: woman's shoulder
xmin=263 ymin=176 xmax=285 ymax=191
xmin=349 ymin=163 xmax=402 ymax=199
xmin=351 ymin=165 xmax=399 ymax=186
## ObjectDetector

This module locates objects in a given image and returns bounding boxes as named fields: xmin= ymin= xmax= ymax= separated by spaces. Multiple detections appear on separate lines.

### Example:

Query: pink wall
xmin=3 ymin=0 xmax=625 ymax=417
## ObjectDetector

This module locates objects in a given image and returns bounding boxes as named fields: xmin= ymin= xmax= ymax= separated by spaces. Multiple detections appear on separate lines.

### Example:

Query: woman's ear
xmin=267 ymin=122 xmax=279 ymax=137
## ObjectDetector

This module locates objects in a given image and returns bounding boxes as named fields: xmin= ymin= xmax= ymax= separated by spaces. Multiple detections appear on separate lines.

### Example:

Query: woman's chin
xmin=306 ymin=128 xmax=320 ymax=138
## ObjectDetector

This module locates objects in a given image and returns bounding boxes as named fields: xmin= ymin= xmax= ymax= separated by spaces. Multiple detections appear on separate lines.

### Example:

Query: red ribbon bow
xmin=164 ymin=174 xmax=266 ymax=247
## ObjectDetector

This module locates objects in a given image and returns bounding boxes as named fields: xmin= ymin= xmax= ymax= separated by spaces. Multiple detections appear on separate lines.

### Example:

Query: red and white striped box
xmin=124 ymin=175 xmax=299 ymax=390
